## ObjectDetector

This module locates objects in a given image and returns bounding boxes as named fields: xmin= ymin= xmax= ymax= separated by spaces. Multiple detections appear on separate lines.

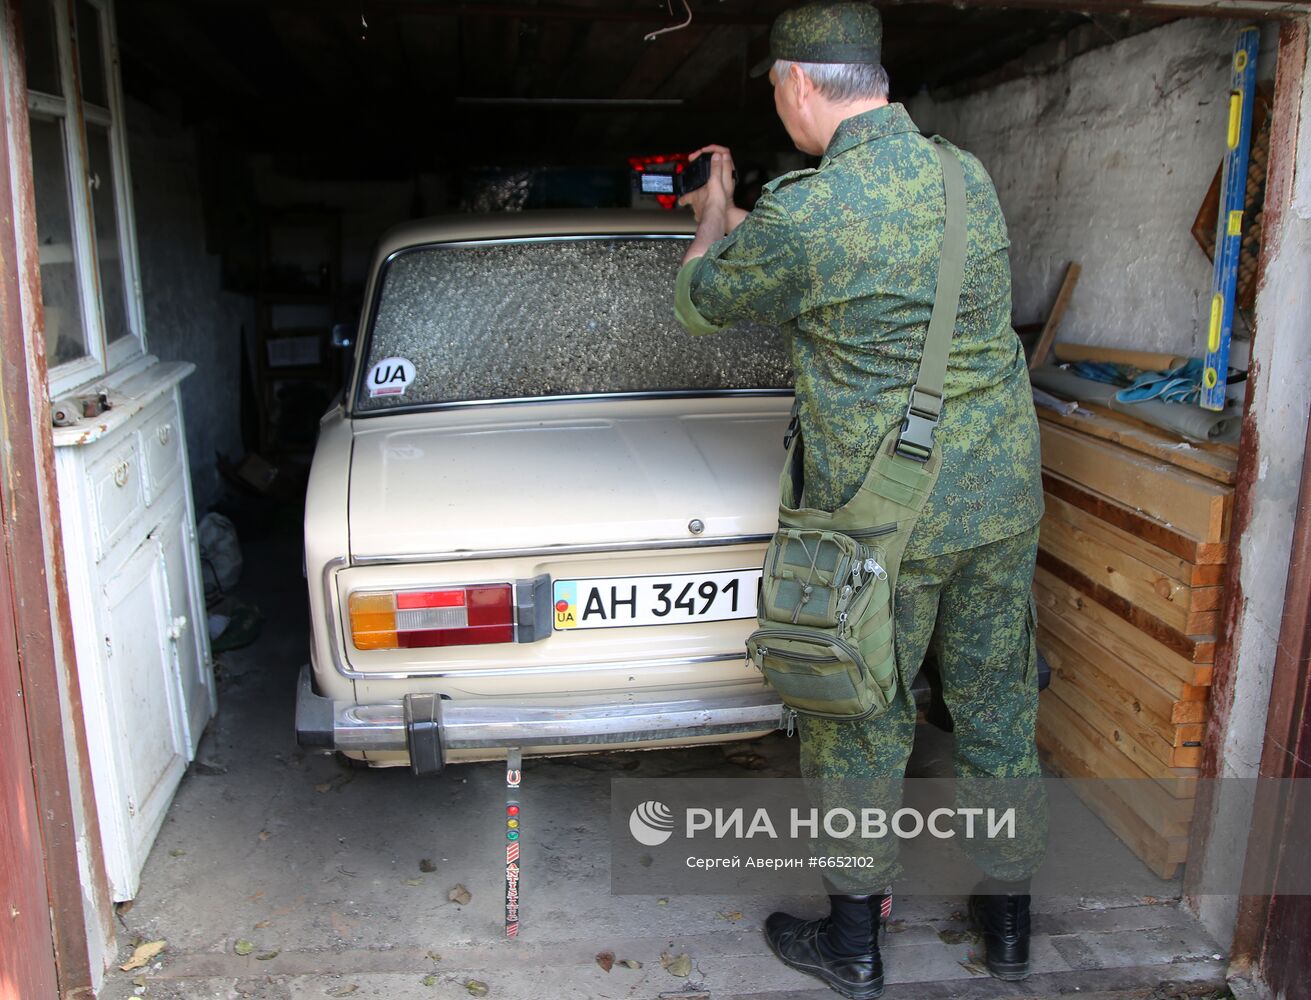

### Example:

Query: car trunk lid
xmin=347 ymin=396 xmax=790 ymax=560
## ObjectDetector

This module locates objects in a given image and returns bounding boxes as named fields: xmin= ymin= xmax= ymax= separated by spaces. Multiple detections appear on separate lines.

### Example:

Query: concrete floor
xmin=99 ymin=521 xmax=1229 ymax=1000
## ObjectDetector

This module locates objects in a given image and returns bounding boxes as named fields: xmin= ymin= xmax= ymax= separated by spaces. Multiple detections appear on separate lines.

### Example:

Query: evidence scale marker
xmin=506 ymin=748 xmax=522 ymax=938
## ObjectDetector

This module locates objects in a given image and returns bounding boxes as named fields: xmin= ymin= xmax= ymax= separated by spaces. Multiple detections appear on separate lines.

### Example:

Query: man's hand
xmin=680 ymin=145 xmax=747 ymax=264
xmin=678 ymin=144 xmax=737 ymax=221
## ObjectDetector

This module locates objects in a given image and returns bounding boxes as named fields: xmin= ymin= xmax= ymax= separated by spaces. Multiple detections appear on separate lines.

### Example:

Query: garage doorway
xmin=10 ymin=0 xmax=1310 ymax=996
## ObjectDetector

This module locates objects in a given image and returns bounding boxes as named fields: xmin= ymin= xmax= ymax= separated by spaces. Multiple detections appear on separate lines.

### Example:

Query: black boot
xmin=968 ymin=883 xmax=1031 ymax=981
xmin=764 ymin=892 xmax=889 ymax=999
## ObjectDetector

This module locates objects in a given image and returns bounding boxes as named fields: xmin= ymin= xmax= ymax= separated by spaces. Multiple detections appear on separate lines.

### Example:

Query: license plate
xmin=552 ymin=569 xmax=760 ymax=631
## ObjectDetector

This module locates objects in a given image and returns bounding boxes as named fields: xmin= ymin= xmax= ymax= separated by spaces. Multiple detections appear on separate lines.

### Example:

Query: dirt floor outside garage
xmin=98 ymin=512 xmax=1232 ymax=1000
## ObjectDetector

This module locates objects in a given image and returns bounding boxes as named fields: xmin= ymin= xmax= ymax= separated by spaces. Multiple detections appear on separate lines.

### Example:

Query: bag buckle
xmin=895 ymin=410 xmax=936 ymax=462
xmin=783 ymin=413 xmax=800 ymax=450
xmin=895 ymin=388 xmax=940 ymax=462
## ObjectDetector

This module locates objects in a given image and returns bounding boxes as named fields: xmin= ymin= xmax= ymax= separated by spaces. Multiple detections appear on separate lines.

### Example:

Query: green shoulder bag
xmin=746 ymin=137 xmax=968 ymax=722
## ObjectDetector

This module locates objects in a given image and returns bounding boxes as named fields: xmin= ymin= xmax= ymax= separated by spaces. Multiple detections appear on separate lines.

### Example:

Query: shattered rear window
xmin=355 ymin=236 xmax=791 ymax=411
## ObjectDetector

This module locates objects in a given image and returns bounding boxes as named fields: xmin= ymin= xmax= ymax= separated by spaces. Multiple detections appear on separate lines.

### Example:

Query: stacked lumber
xmin=1033 ymin=403 xmax=1236 ymax=880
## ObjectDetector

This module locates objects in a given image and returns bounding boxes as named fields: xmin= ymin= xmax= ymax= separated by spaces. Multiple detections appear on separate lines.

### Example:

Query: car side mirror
xmin=331 ymin=322 xmax=355 ymax=349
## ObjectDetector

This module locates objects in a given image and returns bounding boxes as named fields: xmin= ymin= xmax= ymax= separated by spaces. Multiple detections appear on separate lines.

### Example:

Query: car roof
xmin=373 ymin=209 xmax=700 ymax=264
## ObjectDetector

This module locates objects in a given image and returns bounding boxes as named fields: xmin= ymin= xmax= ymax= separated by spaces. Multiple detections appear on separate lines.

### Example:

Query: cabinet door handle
xmin=168 ymin=615 xmax=188 ymax=640
xmin=113 ymin=462 xmax=130 ymax=488
xmin=157 ymin=424 xmax=172 ymax=446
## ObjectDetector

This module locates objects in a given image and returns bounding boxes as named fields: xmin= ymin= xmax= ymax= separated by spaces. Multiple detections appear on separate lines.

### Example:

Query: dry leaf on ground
xmin=619 ymin=959 xmax=642 ymax=970
xmin=119 ymin=940 xmax=166 ymax=972
xmin=595 ymin=951 xmax=615 ymax=972
xmin=448 ymin=884 xmax=472 ymax=905
xmin=958 ymin=956 xmax=989 ymax=976
xmin=465 ymin=980 xmax=489 ymax=996
xmin=726 ymin=751 xmax=769 ymax=770
xmin=937 ymin=928 xmax=977 ymax=945
xmin=233 ymin=939 xmax=255 ymax=956
xmin=660 ymin=952 xmax=692 ymax=977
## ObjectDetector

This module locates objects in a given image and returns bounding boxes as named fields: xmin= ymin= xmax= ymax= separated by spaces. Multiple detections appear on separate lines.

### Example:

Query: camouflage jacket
xmin=674 ymin=103 xmax=1043 ymax=557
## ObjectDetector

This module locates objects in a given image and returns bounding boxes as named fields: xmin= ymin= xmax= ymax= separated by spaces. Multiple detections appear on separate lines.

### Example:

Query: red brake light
xmin=349 ymin=584 xmax=514 ymax=650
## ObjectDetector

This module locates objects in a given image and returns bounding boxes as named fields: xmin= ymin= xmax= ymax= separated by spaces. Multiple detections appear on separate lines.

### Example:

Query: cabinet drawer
xmin=88 ymin=442 xmax=145 ymax=561
xmin=140 ymin=401 xmax=183 ymax=503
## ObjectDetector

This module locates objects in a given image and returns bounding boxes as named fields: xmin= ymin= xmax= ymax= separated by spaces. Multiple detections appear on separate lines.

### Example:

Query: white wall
xmin=908 ymin=18 xmax=1274 ymax=359
xmin=128 ymin=101 xmax=255 ymax=511
xmin=912 ymin=15 xmax=1311 ymax=962
xmin=1188 ymin=20 xmax=1311 ymax=961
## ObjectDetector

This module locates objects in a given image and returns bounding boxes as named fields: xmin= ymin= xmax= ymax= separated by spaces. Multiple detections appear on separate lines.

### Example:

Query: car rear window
xmin=354 ymin=235 xmax=792 ymax=412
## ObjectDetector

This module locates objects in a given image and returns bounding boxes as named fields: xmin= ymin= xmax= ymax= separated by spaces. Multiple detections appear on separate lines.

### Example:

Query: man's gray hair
xmin=774 ymin=59 xmax=890 ymax=103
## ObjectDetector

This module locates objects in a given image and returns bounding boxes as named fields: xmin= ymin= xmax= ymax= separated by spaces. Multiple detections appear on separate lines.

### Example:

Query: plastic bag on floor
xmin=198 ymin=512 xmax=242 ymax=599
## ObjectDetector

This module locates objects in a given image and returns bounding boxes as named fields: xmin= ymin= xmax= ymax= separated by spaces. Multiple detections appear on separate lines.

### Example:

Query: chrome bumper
xmin=295 ymin=665 xmax=787 ymax=775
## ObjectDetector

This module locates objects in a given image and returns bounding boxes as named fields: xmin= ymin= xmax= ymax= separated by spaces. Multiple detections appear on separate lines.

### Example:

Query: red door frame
xmin=0 ymin=509 xmax=58 ymax=1000
xmin=1199 ymin=18 xmax=1311 ymax=996
xmin=1 ymin=1 xmax=113 ymax=996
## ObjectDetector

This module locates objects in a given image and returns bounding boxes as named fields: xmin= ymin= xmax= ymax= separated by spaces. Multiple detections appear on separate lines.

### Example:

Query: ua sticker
xmin=367 ymin=357 xmax=416 ymax=398
xmin=553 ymin=581 xmax=578 ymax=630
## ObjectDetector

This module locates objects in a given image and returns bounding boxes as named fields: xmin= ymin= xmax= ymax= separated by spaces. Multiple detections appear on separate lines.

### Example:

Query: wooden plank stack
xmin=1033 ymin=402 xmax=1236 ymax=879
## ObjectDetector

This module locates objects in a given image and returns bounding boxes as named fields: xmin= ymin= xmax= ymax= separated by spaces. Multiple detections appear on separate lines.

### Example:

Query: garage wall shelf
xmin=254 ymin=207 xmax=352 ymax=456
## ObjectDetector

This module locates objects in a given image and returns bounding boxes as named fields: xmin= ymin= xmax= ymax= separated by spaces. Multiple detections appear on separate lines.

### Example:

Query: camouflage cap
xmin=750 ymin=2 xmax=883 ymax=78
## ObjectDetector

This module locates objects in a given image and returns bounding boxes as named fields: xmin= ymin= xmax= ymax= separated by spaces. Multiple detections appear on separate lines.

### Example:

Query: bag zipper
xmin=848 ymin=523 xmax=898 ymax=539
xmin=752 ymin=643 xmax=841 ymax=665
xmin=751 ymin=628 xmax=868 ymax=672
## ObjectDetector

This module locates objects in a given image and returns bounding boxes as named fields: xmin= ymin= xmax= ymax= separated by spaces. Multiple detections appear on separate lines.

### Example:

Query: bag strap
xmin=893 ymin=136 xmax=967 ymax=462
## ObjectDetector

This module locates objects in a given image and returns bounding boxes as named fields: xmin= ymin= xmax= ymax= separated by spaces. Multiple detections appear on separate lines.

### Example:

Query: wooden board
xmin=1039 ymin=423 xmax=1232 ymax=543
xmin=1038 ymin=626 xmax=1200 ymax=796
xmin=1050 ymin=343 xmax=1187 ymax=372
xmin=1043 ymin=473 xmax=1230 ymax=566
xmin=1037 ymin=693 xmax=1193 ymax=877
xmin=1038 ymin=607 xmax=1207 ymax=734
xmin=1043 ymin=491 xmax=1224 ymax=588
xmin=1038 ymin=406 xmax=1237 ymax=486
xmin=1039 ymin=507 xmax=1220 ymax=635
xmin=1036 ymin=689 xmax=1195 ymax=835
xmin=1029 ymin=262 xmax=1081 ymax=370
xmin=1037 ymin=552 xmax=1217 ymax=666
xmin=1038 ymin=620 xmax=1203 ymax=774
xmin=1037 ymin=739 xmax=1187 ymax=879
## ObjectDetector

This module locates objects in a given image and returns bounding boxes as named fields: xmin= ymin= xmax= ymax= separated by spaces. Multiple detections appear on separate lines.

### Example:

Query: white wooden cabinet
xmin=53 ymin=359 xmax=215 ymax=901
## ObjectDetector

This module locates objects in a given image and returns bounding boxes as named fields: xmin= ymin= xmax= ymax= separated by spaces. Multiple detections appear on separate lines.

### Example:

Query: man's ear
xmin=786 ymin=62 xmax=810 ymax=108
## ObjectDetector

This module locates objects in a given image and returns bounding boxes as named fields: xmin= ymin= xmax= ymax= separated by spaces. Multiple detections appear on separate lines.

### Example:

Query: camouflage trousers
xmin=798 ymin=524 xmax=1046 ymax=893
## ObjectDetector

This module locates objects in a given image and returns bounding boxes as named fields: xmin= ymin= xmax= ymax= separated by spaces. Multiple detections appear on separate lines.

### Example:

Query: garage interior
xmin=6 ymin=0 xmax=1311 ymax=998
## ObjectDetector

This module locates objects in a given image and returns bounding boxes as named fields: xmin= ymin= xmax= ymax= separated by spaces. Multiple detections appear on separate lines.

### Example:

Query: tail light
xmin=349 ymin=584 xmax=514 ymax=650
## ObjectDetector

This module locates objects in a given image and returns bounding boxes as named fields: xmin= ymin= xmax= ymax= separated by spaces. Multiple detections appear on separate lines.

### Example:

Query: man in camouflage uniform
xmin=673 ymin=3 xmax=1045 ymax=997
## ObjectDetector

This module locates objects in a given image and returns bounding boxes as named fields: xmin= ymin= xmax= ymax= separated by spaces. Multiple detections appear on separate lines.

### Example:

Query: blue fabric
xmin=1115 ymin=359 xmax=1204 ymax=406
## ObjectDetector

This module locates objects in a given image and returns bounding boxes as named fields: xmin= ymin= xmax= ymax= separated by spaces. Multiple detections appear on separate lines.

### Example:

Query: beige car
xmin=295 ymin=211 xmax=796 ymax=772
